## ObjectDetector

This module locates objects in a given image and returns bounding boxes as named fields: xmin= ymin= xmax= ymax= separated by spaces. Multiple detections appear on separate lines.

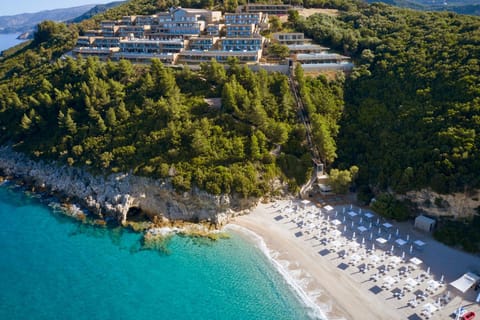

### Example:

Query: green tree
xmin=249 ymin=134 xmax=261 ymax=160
xmin=328 ymin=166 xmax=357 ymax=194
xmin=105 ymin=107 xmax=117 ymax=127
xmin=267 ymin=43 xmax=290 ymax=60
xmin=58 ymin=109 xmax=78 ymax=135
xmin=311 ymin=114 xmax=337 ymax=165
xmin=20 ymin=113 xmax=32 ymax=130
xmin=269 ymin=15 xmax=282 ymax=33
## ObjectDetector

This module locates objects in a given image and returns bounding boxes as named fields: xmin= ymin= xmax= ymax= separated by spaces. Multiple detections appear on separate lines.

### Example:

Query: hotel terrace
xmin=73 ymin=5 xmax=353 ymax=72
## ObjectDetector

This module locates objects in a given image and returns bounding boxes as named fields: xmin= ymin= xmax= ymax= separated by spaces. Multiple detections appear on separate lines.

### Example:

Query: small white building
xmin=318 ymin=184 xmax=332 ymax=194
xmin=414 ymin=215 xmax=436 ymax=232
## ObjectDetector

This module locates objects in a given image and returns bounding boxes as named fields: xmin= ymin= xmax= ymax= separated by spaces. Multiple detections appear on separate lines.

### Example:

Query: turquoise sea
xmin=0 ymin=184 xmax=317 ymax=320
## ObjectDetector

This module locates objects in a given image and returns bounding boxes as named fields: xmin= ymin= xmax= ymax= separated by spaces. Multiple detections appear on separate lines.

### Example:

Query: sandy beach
xmin=227 ymin=199 xmax=480 ymax=320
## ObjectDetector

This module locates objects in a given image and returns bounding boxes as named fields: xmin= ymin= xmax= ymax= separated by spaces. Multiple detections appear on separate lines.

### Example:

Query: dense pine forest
xmin=293 ymin=0 xmax=480 ymax=251
xmin=291 ymin=2 xmax=480 ymax=195
xmin=0 ymin=19 xmax=342 ymax=197
xmin=0 ymin=0 xmax=479 ymax=250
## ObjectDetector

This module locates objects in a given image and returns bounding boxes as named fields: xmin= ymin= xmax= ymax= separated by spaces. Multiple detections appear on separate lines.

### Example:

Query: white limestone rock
xmin=0 ymin=146 xmax=257 ymax=226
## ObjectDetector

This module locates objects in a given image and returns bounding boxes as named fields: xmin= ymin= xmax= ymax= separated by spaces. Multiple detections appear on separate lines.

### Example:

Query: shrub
xmin=370 ymin=193 xmax=411 ymax=221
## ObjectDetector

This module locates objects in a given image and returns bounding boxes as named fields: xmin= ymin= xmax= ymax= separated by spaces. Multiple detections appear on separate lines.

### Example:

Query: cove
xmin=0 ymin=184 xmax=315 ymax=320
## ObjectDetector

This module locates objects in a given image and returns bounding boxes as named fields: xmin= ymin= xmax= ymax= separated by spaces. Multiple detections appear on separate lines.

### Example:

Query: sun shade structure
xmin=450 ymin=272 xmax=480 ymax=293
xmin=324 ymin=205 xmax=334 ymax=211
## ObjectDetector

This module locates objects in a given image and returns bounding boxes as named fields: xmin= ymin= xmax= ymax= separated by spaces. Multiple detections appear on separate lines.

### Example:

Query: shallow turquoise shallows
xmin=0 ymin=185 xmax=314 ymax=320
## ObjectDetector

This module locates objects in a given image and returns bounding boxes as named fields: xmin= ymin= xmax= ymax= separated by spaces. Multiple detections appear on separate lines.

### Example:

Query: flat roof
xmin=450 ymin=272 xmax=480 ymax=293
xmin=246 ymin=4 xmax=292 ymax=7
xmin=296 ymin=53 xmax=350 ymax=60
xmin=226 ymin=12 xmax=261 ymax=15
xmin=114 ymin=52 xmax=175 ymax=58
xmin=226 ymin=23 xmax=255 ymax=26
xmin=223 ymin=36 xmax=263 ymax=40
xmin=74 ymin=47 xmax=119 ymax=53
xmin=273 ymin=32 xmax=304 ymax=35
xmin=176 ymin=8 xmax=211 ymax=13
xmin=287 ymin=44 xmax=328 ymax=51
xmin=120 ymin=39 xmax=183 ymax=44
xmin=180 ymin=50 xmax=259 ymax=56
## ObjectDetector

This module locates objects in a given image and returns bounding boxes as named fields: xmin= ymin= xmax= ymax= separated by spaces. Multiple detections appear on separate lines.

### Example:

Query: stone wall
xmin=0 ymin=146 xmax=257 ymax=226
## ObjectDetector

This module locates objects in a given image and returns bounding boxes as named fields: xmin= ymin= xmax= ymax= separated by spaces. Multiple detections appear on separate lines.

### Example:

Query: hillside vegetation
xmin=364 ymin=0 xmax=480 ymax=16
xmin=0 ymin=18 xmax=343 ymax=197
xmin=294 ymin=1 xmax=480 ymax=196
xmin=293 ymin=0 xmax=480 ymax=251
xmin=0 ymin=0 xmax=479 ymax=251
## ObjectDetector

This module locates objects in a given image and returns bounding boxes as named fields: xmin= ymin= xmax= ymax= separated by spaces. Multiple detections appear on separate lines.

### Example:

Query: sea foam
xmin=226 ymin=224 xmax=331 ymax=320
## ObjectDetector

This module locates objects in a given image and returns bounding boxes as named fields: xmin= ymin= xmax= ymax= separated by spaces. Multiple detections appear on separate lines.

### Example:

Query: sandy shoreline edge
xmin=226 ymin=198 xmax=480 ymax=320
xmin=226 ymin=200 xmax=413 ymax=320
xmin=225 ymin=223 xmax=330 ymax=320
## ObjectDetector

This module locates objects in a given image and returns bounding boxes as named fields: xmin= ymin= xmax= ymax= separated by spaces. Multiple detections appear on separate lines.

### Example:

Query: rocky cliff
xmin=401 ymin=189 xmax=480 ymax=219
xmin=0 ymin=146 xmax=257 ymax=226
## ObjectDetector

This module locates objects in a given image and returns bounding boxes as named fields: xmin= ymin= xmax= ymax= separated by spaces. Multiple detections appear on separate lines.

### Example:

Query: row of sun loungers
xmin=273 ymin=200 xmax=456 ymax=320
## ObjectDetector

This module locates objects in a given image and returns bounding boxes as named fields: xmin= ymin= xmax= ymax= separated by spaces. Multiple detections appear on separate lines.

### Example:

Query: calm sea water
xmin=0 ymin=34 xmax=24 ymax=52
xmin=0 ymin=184 xmax=316 ymax=320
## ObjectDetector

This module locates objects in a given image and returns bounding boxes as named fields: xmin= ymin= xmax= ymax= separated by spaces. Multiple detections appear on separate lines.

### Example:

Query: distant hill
xmin=0 ymin=5 xmax=95 ymax=34
xmin=0 ymin=2 xmax=125 ymax=35
xmin=68 ymin=1 xmax=126 ymax=23
xmin=365 ymin=0 xmax=480 ymax=15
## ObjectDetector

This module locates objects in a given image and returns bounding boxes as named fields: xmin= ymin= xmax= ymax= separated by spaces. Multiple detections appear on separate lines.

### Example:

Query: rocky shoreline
xmin=0 ymin=146 xmax=258 ymax=231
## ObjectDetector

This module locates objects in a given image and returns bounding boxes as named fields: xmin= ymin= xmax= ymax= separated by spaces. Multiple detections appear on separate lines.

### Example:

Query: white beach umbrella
xmin=406 ymin=234 xmax=410 ymax=241
xmin=440 ymin=275 xmax=445 ymax=283
xmin=378 ymin=227 xmax=381 ymax=235
xmin=352 ymin=231 xmax=356 ymax=239
xmin=335 ymin=211 xmax=338 ymax=217
xmin=369 ymin=233 xmax=373 ymax=241
xmin=426 ymin=267 xmax=430 ymax=275
xmin=409 ymin=245 xmax=413 ymax=255
xmin=396 ymin=228 xmax=399 ymax=237
xmin=376 ymin=218 xmax=380 ymax=225
xmin=343 ymin=207 xmax=346 ymax=213
xmin=350 ymin=204 xmax=353 ymax=209
xmin=360 ymin=217 xmax=363 ymax=224
xmin=343 ymin=216 xmax=346 ymax=223
xmin=343 ymin=225 xmax=347 ymax=233
xmin=351 ymin=221 xmax=354 ymax=228
xmin=359 ymin=208 xmax=362 ymax=214
xmin=369 ymin=222 xmax=373 ymax=229
xmin=372 ymin=243 xmax=375 ymax=251
xmin=390 ymin=245 xmax=394 ymax=254
xmin=402 ymin=251 xmax=405 ymax=259
xmin=388 ymin=234 xmax=392 ymax=241
xmin=362 ymin=237 xmax=365 ymax=245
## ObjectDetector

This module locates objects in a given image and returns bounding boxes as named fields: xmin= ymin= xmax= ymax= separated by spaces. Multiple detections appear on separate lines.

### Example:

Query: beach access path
xmin=229 ymin=200 xmax=480 ymax=320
